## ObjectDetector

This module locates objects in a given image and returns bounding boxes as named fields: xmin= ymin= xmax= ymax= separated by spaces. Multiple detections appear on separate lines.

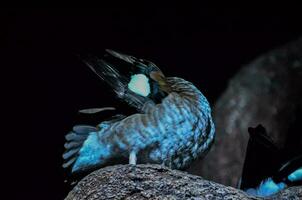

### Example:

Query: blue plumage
xmin=288 ymin=167 xmax=302 ymax=182
xmin=63 ymin=50 xmax=215 ymax=173
xmin=245 ymin=178 xmax=286 ymax=197
xmin=244 ymin=155 xmax=302 ymax=197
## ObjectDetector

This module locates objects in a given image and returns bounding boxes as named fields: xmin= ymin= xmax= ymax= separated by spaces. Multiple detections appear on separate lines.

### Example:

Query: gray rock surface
xmin=65 ymin=164 xmax=301 ymax=200
xmin=188 ymin=37 xmax=302 ymax=186
xmin=270 ymin=186 xmax=302 ymax=200
xmin=65 ymin=164 xmax=257 ymax=200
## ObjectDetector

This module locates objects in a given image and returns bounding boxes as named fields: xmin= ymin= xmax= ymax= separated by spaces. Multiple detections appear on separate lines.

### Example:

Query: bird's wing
xmin=82 ymin=52 xmax=151 ymax=110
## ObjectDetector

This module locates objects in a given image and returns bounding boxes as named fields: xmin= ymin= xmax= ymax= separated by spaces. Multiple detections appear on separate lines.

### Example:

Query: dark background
xmin=3 ymin=6 xmax=302 ymax=199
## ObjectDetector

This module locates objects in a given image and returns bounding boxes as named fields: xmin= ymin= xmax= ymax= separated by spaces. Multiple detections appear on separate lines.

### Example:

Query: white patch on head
xmin=128 ymin=74 xmax=150 ymax=97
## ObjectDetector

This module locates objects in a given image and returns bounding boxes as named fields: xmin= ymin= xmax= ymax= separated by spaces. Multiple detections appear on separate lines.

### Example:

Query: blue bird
xmin=62 ymin=50 xmax=215 ymax=173
xmin=240 ymin=125 xmax=302 ymax=197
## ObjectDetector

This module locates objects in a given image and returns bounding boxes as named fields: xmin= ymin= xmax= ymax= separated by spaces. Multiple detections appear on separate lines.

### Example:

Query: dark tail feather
xmin=240 ymin=124 xmax=281 ymax=190
xmin=62 ymin=125 xmax=97 ymax=169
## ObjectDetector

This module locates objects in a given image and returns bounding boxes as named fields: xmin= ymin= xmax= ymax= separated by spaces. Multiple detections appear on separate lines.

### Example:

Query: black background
xmin=3 ymin=6 xmax=302 ymax=199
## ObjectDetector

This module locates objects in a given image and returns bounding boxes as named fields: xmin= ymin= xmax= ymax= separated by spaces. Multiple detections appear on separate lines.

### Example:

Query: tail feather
xmin=63 ymin=116 xmax=126 ymax=173
xmin=62 ymin=148 xmax=81 ymax=160
xmin=65 ymin=132 xmax=88 ymax=141
xmin=62 ymin=157 xmax=77 ymax=168
xmin=64 ymin=141 xmax=81 ymax=149
xmin=73 ymin=125 xmax=98 ymax=135
xmin=62 ymin=125 xmax=98 ymax=170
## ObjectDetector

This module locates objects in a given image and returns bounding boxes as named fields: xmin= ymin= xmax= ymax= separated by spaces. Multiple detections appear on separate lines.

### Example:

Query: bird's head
xmin=83 ymin=50 xmax=169 ymax=109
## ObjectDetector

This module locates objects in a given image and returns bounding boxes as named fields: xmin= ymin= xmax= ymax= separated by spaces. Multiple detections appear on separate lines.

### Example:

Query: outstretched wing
xmin=82 ymin=50 xmax=150 ymax=110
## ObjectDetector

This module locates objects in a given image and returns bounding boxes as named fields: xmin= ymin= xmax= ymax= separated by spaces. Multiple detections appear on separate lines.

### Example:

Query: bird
xmin=62 ymin=49 xmax=215 ymax=173
xmin=240 ymin=124 xmax=302 ymax=197
xmin=244 ymin=156 xmax=302 ymax=197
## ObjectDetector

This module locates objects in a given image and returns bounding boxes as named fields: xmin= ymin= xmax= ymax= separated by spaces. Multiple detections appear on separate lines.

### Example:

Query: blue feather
xmin=288 ymin=167 xmax=302 ymax=182
xmin=245 ymin=178 xmax=286 ymax=197
xmin=72 ymin=132 xmax=113 ymax=172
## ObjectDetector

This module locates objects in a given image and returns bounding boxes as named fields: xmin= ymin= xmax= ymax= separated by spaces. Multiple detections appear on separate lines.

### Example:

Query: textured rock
xmin=65 ymin=164 xmax=258 ymax=200
xmin=65 ymin=164 xmax=302 ymax=200
xmin=188 ymin=37 xmax=302 ymax=186
xmin=269 ymin=186 xmax=302 ymax=200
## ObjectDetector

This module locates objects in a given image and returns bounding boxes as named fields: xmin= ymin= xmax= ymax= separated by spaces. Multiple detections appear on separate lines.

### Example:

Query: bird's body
xmin=63 ymin=50 xmax=215 ymax=173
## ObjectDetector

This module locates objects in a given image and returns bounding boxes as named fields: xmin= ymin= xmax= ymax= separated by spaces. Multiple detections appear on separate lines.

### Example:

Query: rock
xmin=65 ymin=164 xmax=259 ymax=200
xmin=187 ymin=37 xmax=302 ymax=186
xmin=270 ymin=186 xmax=302 ymax=200
xmin=65 ymin=164 xmax=302 ymax=200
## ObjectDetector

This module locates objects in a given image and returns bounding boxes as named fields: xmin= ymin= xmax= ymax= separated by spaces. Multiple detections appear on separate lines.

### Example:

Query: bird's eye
xmin=128 ymin=74 xmax=150 ymax=97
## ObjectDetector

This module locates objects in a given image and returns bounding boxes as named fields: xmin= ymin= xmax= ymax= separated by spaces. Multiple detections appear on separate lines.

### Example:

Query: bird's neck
xmin=165 ymin=77 xmax=203 ymax=100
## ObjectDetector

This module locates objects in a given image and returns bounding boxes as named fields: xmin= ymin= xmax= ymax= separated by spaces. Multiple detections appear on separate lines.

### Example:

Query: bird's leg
xmin=129 ymin=150 xmax=137 ymax=165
